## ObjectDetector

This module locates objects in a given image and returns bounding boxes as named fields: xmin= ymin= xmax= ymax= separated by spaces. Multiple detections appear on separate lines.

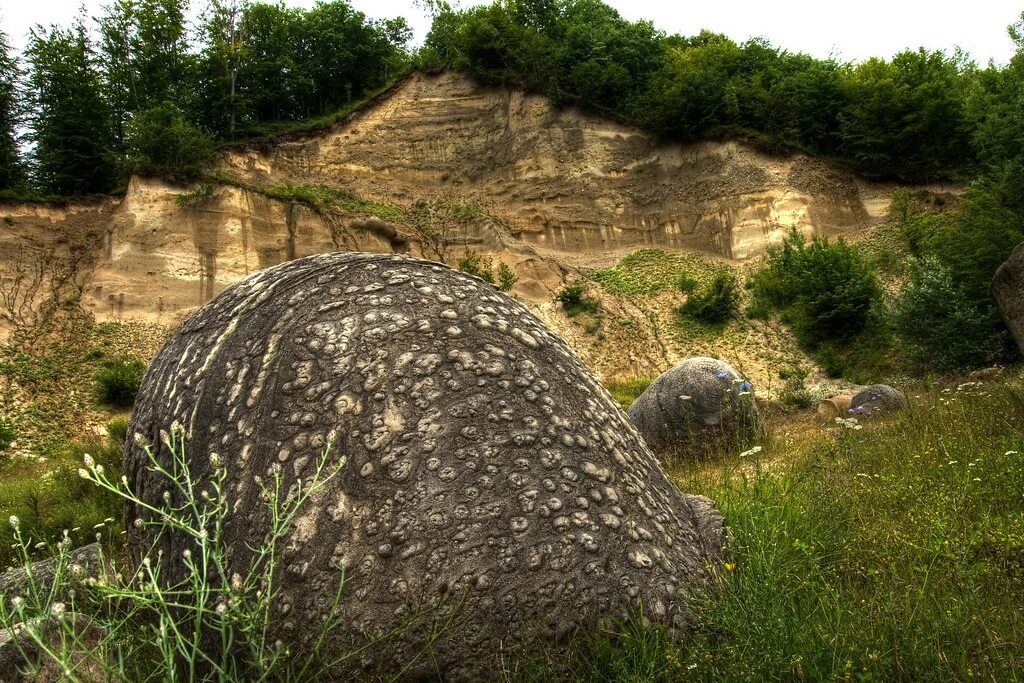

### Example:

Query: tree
xmin=0 ymin=29 xmax=23 ymax=191
xmin=124 ymin=101 xmax=214 ymax=180
xmin=25 ymin=19 xmax=116 ymax=195
xmin=198 ymin=0 xmax=247 ymax=138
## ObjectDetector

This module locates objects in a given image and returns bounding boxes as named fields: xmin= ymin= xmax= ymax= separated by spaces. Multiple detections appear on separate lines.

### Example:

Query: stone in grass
xmin=123 ymin=253 xmax=724 ymax=681
xmin=627 ymin=357 xmax=758 ymax=459
xmin=849 ymin=384 xmax=908 ymax=417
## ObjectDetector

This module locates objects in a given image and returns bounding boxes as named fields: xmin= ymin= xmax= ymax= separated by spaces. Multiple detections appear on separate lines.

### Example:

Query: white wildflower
xmin=50 ymin=602 xmax=66 ymax=619
xmin=133 ymin=518 xmax=144 ymax=529
xmin=8 ymin=515 xmax=18 ymax=529
xmin=739 ymin=446 xmax=763 ymax=458
xmin=83 ymin=454 xmax=95 ymax=469
xmin=78 ymin=469 xmax=89 ymax=479
xmin=10 ymin=596 xmax=24 ymax=610
xmin=215 ymin=601 xmax=228 ymax=616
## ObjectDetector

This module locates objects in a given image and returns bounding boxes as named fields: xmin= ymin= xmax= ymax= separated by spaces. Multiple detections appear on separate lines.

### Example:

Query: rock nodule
xmin=124 ymin=253 xmax=723 ymax=680
xmin=627 ymin=357 xmax=758 ymax=458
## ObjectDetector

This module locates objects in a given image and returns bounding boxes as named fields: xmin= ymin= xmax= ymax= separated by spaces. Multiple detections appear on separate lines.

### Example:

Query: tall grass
xmin=521 ymin=379 xmax=1024 ymax=680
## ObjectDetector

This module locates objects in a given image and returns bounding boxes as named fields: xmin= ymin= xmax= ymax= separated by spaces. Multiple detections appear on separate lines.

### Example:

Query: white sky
xmin=1 ymin=0 xmax=1021 ymax=65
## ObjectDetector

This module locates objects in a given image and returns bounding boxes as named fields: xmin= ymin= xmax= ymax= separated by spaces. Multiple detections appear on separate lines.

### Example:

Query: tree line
xmin=1 ymin=0 xmax=1023 ymax=200
xmin=0 ymin=0 xmax=411 ymax=197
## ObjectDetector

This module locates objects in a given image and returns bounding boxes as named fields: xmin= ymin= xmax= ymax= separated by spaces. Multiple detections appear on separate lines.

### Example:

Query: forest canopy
xmin=0 ymin=0 xmax=1022 ymax=197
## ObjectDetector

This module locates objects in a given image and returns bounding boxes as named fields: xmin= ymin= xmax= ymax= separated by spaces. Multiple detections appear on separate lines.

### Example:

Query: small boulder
xmin=627 ymin=357 xmax=758 ymax=458
xmin=849 ymin=384 xmax=908 ymax=417
xmin=992 ymin=241 xmax=1024 ymax=356
xmin=817 ymin=394 xmax=853 ymax=420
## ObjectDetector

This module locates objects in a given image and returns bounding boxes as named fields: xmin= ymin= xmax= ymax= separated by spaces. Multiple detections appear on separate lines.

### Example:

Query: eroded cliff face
xmin=0 ymin=71 xmax=922 ymax=382
xmin=223 ymin=71 xmax=894 ymax=260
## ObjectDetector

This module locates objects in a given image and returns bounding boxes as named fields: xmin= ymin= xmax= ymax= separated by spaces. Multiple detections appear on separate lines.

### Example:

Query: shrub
xmin=778 ymin=367 xmax=815 ymax=410
xmin=555 ymin=285 xmax=601 ymax=317
xmin=457 ymin=248 xmax=495 ymax=284
xmin=497 ymin=261 xmax=518 ymax=292
xmin=94 ymin=357 xmax=146 ymax=409
xmin=749 ymin=230 xmax=882 ymax=345
xmin=892 ymin=256 xmax=1010 ymax=372
xmin=124 ymin=102 xmax=215 ymax=181
xmin=678 ymin=270 xmax=739 ymax=324
xmin=0 ymin=419 xmax=14 ymax=451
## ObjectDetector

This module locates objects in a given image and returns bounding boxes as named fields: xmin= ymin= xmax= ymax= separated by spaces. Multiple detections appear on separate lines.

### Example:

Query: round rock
xmin=124 ymin=253 xmax=723 ymax=680
xmin=849 ymin=384 xmax=908 ymax=417
xmin=627 ymin=357 xmax=758 ymax=458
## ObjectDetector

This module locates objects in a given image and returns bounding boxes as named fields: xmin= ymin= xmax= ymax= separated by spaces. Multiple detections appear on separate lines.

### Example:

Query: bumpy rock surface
xmin=124 ymin=253 xmax=723 ymax=679
xmin=627 ymin=357 xmax=758 ymax=457
xmin=850 ymin=384 xmax=908 ymax=416
xmin=992 ymin=241 xmax=1024 ymax=355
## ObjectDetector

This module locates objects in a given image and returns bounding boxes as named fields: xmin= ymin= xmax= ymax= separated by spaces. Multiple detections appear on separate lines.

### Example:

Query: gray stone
xmin=0 ymin=544 xmax=100 ymax=611
xmin=123 ymin=253 xmax=723 ymax=680
xmin=849 ymin=384 xmax=908 ymax=417
xmin=627 ymin=357 xmax=758 ymax=457
xmin=992 ymin=241 xmax=1024 ymax=356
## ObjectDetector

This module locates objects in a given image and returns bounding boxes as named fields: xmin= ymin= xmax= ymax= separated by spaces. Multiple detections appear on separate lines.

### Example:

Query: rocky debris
xmin=627 ymin=357 xmax=758 ymax=458
xmin=992 ymin=241 xmax=1024 ymax=356
xmin=124 ymin=253 xmax=724 ymax=680
xmin=817 ymin=394 xmax=854 ymax=420
xmin=849 ymin=384 xmax=908 ymax=417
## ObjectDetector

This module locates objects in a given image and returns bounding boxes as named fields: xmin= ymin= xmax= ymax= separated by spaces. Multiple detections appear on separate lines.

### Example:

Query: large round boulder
xmin=124 ymin=253 xmax=723 ymax=679
xmin=849 ymin=384 xmax=908 ymax=417
xmin=992 ymin=240 xmax=1024 ymax=356
xmin=627 ymin=357 xmax=758 ymax=458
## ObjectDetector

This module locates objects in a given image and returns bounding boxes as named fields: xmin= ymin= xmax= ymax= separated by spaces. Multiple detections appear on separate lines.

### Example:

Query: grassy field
xmin=528 ymin=377 xmax=1024 ymax=681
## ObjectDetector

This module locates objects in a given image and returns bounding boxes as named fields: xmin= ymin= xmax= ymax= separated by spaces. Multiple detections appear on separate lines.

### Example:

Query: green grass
xmin=545 ymin=378 xmax=1024 ymax=680
xmin=207 ymin=174 xmax=408 ymax=224
xmin=593 ymin=249 xmax=721 ymax=296
xmin=605 ymin=377 xmax=654 ymax=409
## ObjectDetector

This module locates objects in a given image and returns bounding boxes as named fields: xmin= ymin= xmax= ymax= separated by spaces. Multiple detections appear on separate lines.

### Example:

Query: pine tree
xmin=25 ymin=18 xmax=116 ymax=195
xmin=0 ymin=29 xmax=23 ymax=191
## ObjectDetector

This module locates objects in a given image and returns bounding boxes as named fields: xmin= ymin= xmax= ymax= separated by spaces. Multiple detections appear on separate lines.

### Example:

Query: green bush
xmin=94 ymin=357 xmax=146 ymax=409
xmin=497 ymin=261 xmax=518 ymax=292
xmin=749 ymin=230 xmax=882 ymax=345
xmin=677 ymin=270 xmax=739 ymax=324
xmin=0 ymin=419 xmax=14 ymax=451
xmin=892 ymin=256 xmax=1010 ymax=372
xmin=457 ymin=248 xmax=495 ymax=284
xmin=555 ymin=285 xmax=601 ymax=317
xmin=124 ymin=101 xmax=214 ymax=181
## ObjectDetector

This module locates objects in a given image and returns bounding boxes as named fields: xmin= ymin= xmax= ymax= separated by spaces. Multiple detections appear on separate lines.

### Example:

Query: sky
xmin=1 ymin=0 xmax=1021 ymax=65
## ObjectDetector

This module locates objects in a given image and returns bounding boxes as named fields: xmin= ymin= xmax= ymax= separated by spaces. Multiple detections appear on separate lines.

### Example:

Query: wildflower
xmin=171 ymin=420 xmax=185 ymax=437
xmin=93 ymin=523 xmax=105 ymax=529
xmin=8 ymin=515 xmax=18 ymax=529
xmin=739 ymin=381 xmax=752 ymax=392
xmin=1006 ymin=450 xmax=1019 ymax=456
xmin=182 ymin=549 xmax=192 ymax=559
xmin=679 ymin=395 xmax=692 ymax=401
xmin=10 ymin=596 xmax=24 ymax=610
xmin=215 ymin=601 xmax=228 ymax=616
xmin=121 ymin=475 xmax=129 ymax=486
xmin=231 ymin=573 xmax=243 ymax=591
xmin=723 ymin=562 xmax=735 ymax=572
xmin=973 ymin=477 xmax=981 ymax=482
xmin=70 ymin=563 xmax=83 ymax=577
xmin=715 ymin=371 xmax=728 ymax=379
xmin=50 ymin=602 xmax=66 ymax=619
xmin=163 ymin=491 xmax=172 ymax=503
xmin=739 ymin=446 xmax=762 ymax=458
xmin=34 ymin=542 xmax=46 ymax=550
xmin=133 ymin=518 xmax=144 ymax=529
xmin=78 ymin=468 xmax=89 ymax=479
xmin=210 ymin=452 xmax=222 ymax=469
xmin=83 ymin=454 xmax=95 ymax=469
xmin=95 ymin=464 xmax=104 ymax=475
xmin=142 ymin=556 xmax=151 ymax=567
